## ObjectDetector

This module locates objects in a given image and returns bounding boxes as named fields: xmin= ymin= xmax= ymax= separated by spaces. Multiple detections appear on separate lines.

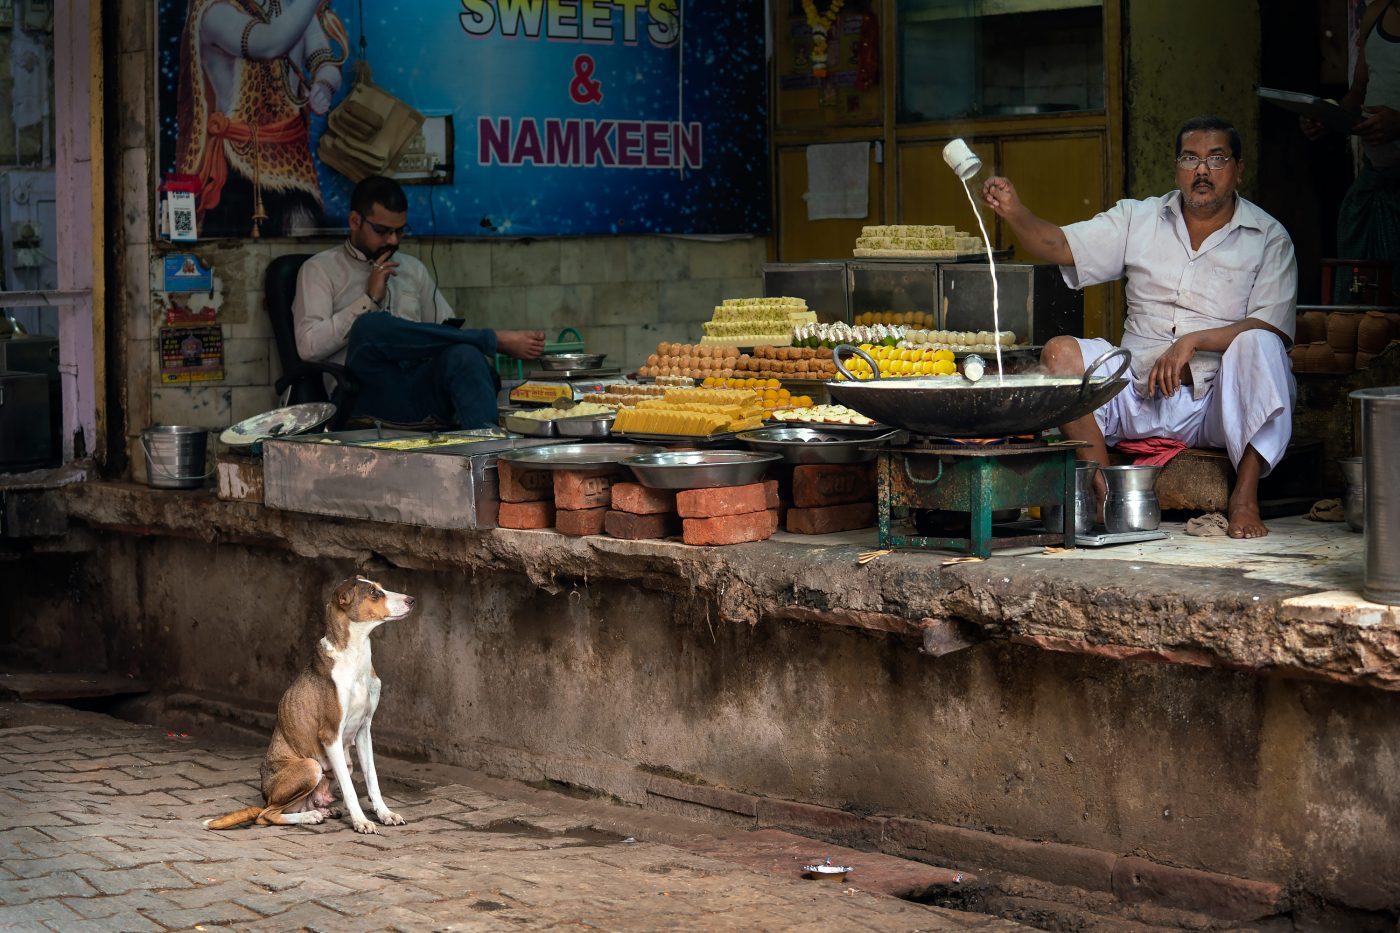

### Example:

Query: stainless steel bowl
xmin=538 ymin=352 xmax=607 ymax=371
xmin=500 ymin=411 xmax=557 ymax=437
xmin=735 ymin=427 xmax=906 ymax=465
xmin=555 ymin=413 xmax=615 ymax=438
xmin=623 ymin=450 xmax=782 ymax=489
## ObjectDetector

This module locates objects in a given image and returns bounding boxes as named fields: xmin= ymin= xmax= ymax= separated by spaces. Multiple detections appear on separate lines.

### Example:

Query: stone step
xmin=0 ymin=671 xmax=149 ymax=701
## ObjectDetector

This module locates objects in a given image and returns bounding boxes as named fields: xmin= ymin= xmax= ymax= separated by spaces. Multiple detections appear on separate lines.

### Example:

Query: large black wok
xmin=826 ymin=345 xmax=1131 ymax=438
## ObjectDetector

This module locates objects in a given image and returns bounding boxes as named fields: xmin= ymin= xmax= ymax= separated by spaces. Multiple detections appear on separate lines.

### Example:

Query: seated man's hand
xmin=1147 ymin=337 xmax=1197 ymax=398
xmin=497 ymin=330 xmax=546 ymax=360
xmin=1357 ymin=105 xmax=1400 ymax=146
xmin=1299 ymin=114 xmax=1327 ymax=142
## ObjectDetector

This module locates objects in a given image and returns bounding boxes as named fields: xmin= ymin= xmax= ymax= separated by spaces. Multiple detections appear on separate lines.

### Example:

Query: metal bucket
xmin=1351 ymin=388 xmax=1400 ymax=604
xmin=141 ymin=425 xmax=209 ymax=489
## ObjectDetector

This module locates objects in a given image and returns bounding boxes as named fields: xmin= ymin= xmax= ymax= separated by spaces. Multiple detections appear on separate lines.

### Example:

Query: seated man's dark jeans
xmin=344 ymin=312 xmax=500 ymax=429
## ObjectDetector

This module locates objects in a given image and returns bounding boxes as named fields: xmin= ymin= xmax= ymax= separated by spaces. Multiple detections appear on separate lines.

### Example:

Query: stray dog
xmin=204 ymin=575 xmax=415 ymax=833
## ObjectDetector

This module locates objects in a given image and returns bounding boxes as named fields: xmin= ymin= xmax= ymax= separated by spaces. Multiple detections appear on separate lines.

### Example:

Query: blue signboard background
xmin=158 ymin=1 xmax=769 ymax=238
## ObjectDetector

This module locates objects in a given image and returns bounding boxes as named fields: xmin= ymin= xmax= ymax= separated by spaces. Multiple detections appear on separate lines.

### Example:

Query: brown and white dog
xmin=205 ymin=575 xmax=415 ymax=833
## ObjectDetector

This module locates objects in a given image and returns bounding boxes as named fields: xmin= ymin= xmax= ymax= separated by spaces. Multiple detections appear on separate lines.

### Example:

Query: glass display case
xmin=762 ymin=261 xmax=850 ymax=324
xmin=848 ymin=261 xmax=941 ymax=330
xmin=896 ymin=0 xmax=1105 ymax=124
xmin=940 ymin=263 xmax=1082 ymax=346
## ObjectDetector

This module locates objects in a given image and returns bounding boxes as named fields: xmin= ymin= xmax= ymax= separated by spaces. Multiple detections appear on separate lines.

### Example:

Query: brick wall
xmin=142 ymin=236 xmax=766 ymax=438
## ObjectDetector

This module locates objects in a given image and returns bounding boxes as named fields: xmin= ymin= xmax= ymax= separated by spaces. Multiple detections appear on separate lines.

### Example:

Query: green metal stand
xmin=496 ymin=327 xmax=586 ymax=381
xmin=877 ymin=443 xmax=1084 ymax=558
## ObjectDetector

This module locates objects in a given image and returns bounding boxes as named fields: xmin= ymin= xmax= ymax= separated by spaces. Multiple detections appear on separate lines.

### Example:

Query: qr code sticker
xmin=173 ymin=209 xmax=193 ymax=235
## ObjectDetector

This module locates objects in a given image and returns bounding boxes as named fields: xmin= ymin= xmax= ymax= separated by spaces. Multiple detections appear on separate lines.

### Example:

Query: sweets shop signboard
xmin=158 ymin=1 xmax=769 ymax=238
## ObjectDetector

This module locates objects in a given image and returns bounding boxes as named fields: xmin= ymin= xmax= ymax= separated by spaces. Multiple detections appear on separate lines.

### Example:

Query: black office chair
xmin=264 ymin=253 xmax=358 ymax=429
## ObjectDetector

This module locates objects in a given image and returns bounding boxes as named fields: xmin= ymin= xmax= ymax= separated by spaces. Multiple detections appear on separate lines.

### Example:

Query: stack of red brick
xmin=785 ymin=463 xmax=877 ymax=535
xmin=496 ymin=459 xmax=877 ymax=544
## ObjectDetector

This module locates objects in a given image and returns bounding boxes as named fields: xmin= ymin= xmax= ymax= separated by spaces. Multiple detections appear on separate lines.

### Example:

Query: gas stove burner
xmin=922 ymin=434 xmax=1035 ymax=447
xmin=901 ymin=433 xmax=1045 ymax=452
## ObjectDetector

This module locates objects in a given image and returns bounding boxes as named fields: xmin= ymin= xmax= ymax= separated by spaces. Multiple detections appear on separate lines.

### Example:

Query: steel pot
xmin=826 ymin=346 xmax=1130 ymax=438
xmin=1101 ymin=464 xmax=1162 ymax=533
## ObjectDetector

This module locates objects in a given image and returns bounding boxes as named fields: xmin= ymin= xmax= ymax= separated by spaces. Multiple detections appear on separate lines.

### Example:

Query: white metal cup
xmin=942 ymin=138 xmax=983 ymax=181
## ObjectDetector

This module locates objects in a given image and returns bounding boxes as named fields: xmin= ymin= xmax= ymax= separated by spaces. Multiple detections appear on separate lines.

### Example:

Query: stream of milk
xmin=960 ymin=178 xmax=1005 ymax=384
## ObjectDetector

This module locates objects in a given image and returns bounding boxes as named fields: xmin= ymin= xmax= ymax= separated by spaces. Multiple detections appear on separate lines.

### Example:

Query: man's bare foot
xmin=1227 ymin=498 xmax=1268 ymax=539
xmin=497 ymin=329 xmax=546 ymax=360
xmin=1227 ymin=446 xmax=1269 ymax=539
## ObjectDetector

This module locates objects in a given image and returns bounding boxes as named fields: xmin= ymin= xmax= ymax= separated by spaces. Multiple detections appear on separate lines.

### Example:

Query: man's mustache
xmin=371 ymin=245 xmax=398 ymax=261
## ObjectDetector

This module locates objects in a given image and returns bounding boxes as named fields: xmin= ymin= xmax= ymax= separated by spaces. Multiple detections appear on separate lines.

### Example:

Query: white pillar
xmin=53 ymin=0 xmax=101 ymax=461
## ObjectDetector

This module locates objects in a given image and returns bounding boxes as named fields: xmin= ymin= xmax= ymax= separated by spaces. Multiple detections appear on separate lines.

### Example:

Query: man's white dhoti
xmin=1074 ymin=331 xmax=1295 ymax=476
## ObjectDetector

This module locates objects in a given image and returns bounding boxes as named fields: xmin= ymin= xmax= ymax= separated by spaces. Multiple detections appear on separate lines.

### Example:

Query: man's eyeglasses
xmin=365 ymin=220 xmax=410 ymax=237
xmin=1175 ymin=154 xmax=1233 ymax=171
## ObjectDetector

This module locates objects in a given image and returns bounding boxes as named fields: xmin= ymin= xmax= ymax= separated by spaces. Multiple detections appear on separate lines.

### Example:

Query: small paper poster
xmin=163 ymin=253 xmax=212 ymax=293
xmin=159 ymin=325 xmax=224 ymax=384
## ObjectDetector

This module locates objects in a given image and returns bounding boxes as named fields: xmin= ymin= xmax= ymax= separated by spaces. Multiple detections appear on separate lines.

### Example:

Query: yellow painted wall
xmin=1125 ymin=2 xmax=1262 ymax=200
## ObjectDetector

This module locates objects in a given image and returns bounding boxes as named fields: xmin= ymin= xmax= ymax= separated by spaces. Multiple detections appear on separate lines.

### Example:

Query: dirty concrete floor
xmin=0 ymin=702 xmax=1028 ymax=932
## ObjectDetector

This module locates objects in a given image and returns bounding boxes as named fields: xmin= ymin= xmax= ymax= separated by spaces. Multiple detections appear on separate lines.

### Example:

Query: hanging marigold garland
xmin=801 ymin=0 xmax=846 ymax=78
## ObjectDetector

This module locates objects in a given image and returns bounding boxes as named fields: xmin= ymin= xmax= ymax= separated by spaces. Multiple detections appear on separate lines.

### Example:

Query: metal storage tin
xmin=262 ymin=430 xmax=559 ymax=529
xmin=941 ymin=263 xmax=1083 ymax=346
xmin=848 ymin=261 xmax=940 ymax=330
xmin=762 ymin=261 xmax=850 ymax=324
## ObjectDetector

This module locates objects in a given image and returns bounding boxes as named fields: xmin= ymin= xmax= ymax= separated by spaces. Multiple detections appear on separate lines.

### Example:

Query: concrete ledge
xmin=573 ymin=759 xmax=1283 ymax=921
xmin=43 ymin=480 xmax=1400 ymax=694
xmin=1112 ymin=856 xmax=1284 ymax=923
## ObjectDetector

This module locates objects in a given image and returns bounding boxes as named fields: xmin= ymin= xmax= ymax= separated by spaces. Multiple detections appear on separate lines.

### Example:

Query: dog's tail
xmin=203 ymin=805 xmax=262 ymax=830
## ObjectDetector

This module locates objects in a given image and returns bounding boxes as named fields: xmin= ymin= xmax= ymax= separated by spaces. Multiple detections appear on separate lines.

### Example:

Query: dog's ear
xmin=333 ymin=577 xmax=361 ymax=611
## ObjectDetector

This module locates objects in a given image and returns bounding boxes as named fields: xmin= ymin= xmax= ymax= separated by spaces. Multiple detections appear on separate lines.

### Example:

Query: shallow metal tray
xmin=220 ymin=402 xmax=337 ymax=453
xmin=1071 ymin=528 xmax=1169 ymax=547
xmin=736 ymin=427 xmax=906 ymax=464
xmin=537 ymin=352 xmax=608 ymax=371
xmin=497 ymin=442 xmax=661 ymax=471
xmin=622 ymin=450 xmax=782 ymax=489
xmin=609 ymin=430 xmax=743 ymax=447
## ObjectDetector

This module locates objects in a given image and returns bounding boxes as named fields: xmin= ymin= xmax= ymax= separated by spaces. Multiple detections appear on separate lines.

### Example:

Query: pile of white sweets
xmin=899 ymin=329 xmax=1017 ymax=353
xmin=854 ymin=224 xmax=984 ymax=258
xmin=700 ymin=297 xmax=817 ymax=347
xmin=792 ymin=321 xmax=905 ymax=347
xmin=769 ymin=404 xmax=875 ymax=426
xmin=510 ymin=401 xmax=614 ymax=421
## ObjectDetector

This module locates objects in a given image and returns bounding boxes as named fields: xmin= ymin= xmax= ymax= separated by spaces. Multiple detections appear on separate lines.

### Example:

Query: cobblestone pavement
xmin=0 ymin=703 xmax=1028 ymax=932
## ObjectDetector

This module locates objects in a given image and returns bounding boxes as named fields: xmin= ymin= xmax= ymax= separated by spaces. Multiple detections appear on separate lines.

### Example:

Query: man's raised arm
xmin=980 ymin=176 xmax=1074 ymax=266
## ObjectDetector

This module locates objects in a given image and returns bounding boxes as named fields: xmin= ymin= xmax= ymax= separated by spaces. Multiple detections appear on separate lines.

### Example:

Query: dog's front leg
xmin=355 ymin=720 xmax=405 ymax=826
xmin=323 ymin=736 xmax=376 ymax=833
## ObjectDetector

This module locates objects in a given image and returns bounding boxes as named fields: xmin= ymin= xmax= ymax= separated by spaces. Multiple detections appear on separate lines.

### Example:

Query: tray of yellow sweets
xmin=608 ymin=386 xmax=765 ymax=443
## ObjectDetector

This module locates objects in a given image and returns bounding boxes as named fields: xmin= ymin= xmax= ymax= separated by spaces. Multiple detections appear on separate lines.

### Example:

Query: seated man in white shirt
xmin=292 ymin=175 xmax=544 ymax=429
xmin=981 ymin=115 xmax=1297 ymax=539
